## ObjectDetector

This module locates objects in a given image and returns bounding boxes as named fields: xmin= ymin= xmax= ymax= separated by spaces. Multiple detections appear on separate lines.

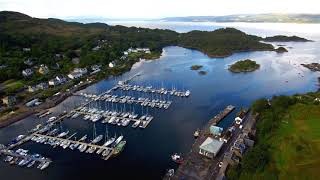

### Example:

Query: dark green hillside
xmin=178 ymin=28 xmax=274 ymax=57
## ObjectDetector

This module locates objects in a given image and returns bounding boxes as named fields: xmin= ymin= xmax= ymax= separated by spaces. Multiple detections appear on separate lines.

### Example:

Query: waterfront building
xmin=22 ymin=68 xmax=34 ymax=77
xmin=199 ymin=137 xmax=224 ymax=158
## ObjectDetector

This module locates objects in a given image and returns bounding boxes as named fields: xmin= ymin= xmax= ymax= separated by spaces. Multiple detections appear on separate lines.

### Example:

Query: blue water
xmin=0 ymin=22 xmax=319 ymax=180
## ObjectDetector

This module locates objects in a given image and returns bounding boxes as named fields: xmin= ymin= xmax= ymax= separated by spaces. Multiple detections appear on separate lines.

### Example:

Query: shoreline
xmin=0 ymin=51 xmax=163 ymax=129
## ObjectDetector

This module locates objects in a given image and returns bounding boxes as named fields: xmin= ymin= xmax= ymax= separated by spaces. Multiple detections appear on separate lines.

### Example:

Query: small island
xmin=301 ymin=63 xmax=320 ymax=72
xmin=198 ymin=71 xmax=207 ymax=75
xmin=229 ymin=59 xmax=260 ymax=73
xmin=190 ymin=65 xmax=203 ymax=70
xmin=264 ymin=35 xmax=311 ymax=42
xmin=275 ymin=47 xmax=288 ymax=53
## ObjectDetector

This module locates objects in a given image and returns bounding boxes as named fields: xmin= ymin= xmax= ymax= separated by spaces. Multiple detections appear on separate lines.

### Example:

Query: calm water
xmin=0 ymin=22 xmax=320 ymax=180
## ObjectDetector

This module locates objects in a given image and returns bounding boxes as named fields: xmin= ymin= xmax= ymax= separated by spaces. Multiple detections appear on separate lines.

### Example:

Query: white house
xmin=109 ymin=62 xmax=115 ymax=68
xmin=22 ymin=68 xmax=33 ymax=77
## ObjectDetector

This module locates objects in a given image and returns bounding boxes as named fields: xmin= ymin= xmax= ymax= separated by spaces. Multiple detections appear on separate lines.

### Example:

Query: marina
xmin=0 ymin=72 xmax=191 ymax=172
xmin=73 ymin=107 xmax=154 ymax=128
xmin=1 ymin=23 xmax=319 ymax=179
xmin=31 ymin=133 xmax=116 ymax=160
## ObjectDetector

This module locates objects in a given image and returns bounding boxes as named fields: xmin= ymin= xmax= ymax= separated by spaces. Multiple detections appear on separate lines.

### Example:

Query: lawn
xmin=2 ymin=79 xmax=25 ymax=94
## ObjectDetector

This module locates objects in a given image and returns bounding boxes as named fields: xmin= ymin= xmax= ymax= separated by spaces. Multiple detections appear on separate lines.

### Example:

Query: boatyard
xmin=167 ymin=105 xmax=236 ymax=180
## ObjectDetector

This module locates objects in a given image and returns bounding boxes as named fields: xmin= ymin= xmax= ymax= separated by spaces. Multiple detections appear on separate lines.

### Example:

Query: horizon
xmin=0 ymin=0 xmax=319 ymax=19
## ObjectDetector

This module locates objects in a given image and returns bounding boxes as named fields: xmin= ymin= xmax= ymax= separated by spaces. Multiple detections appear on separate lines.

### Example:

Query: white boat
xmin=114 ymin=135 xmax=123 ymax=146
xmin=122 ymin=119 xmax=130 ymax=126
xmin=91 ymin=135 xmax=103 ymax=144
xmin=47 ymin=116 xmax=57 ymax=123
xmin=83 ymin=114 xmax=91 ymax=120
xmin=132 ymin=120 xmax=140 ymax=128
xmin=104 ymin=137 xmax=115 ymax=147
xmin=40 ymin=161 xmax=50 ymax=170
xmin=185 ymin=90 xmax=191 ymax=97
xmin=57 ymin=131 xmax=69 ymax=138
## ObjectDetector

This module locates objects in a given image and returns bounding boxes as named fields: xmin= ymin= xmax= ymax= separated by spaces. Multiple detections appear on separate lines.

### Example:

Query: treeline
xmin=0 ymin=11 xmax=276 ymax=84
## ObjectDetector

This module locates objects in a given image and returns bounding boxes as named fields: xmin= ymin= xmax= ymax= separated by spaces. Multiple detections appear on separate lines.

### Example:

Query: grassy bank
xmin=227 ymin=92 xmax=320 ymax=179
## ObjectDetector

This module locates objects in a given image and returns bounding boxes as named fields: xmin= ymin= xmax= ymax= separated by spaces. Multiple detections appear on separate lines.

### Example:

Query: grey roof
xmin=199 ymin=137 xmax=224 ymax=154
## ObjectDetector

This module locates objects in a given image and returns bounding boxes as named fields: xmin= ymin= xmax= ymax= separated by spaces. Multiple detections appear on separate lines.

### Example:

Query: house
xmin=24 ymin=58 xmax=34 ymax=66
xmin=199 ymin=137 xmax=224 ymax=158
xmin=2 ymin=96 xmax=16 ymax=107
xmin=0 ymin=65 xmax=7 ymax=69
xmin=25 ymin=98 xmax=41 ymax=107
xmin=48 ymin=78 xmax=60 ymax=86
xmin=67 ymin=68 xmax=87 ymax=79
xmin=68 ymin=72 xmax=82 ymax=79
xmin=38 ymin=65 xmax=49 ymax=74
xmin=22 ymin=48 xmax=31 ymax=52
xmin=74 ymin=68 xmax=87 ymax=74
xmin=55 ymin=53 xmax=63 ymax=59
xmin=36 ymin=82 xmax=49 ymax=90
xmin=72 ymin=57 xmax=80 ymax=64
xmin=22 ymin=68 xmax=34 ymax=77
xmin=91 ymin=65 xmax=102 ymax=74
xmin=91 ymin=65 xmax=101 ymax=71
xmin=28 ymin=85 xmax=38 ymax=92
xmin=55 ymin=75 xmax=67 ymax=84
xmin=235 ymin=117 xmax=243 ymax=125
xmin=109 ymin=62 xmax=115 ymax=68
xmin=210 ymin=125 xmax=223 ymax=136
xmin=92 ymin=45 xmax=101 ymax=51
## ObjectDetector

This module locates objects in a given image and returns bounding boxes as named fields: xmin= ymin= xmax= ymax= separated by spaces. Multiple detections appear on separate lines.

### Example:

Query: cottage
xmin=0 ymin=65 xmax=7 ymax=69
xmin=109 ymin=62 xmax=115 ymax=68
xmin=72 ymin=57 xmax=80 ymax=64
xmin=28 ymin=85 xmax=37 ymax=92
xmin=25 ymin=98 xmax=41 ymax=107
xmin=67 ymin=68 xmax=87 ymax=79
xmin=22 ymin=68 xmax=34 ymax=77
xmin=48 ymin=78 xmax=60 ymax=86
xmin=92 ymin=46 xmax=101 ymax=51
xmin=55 ymin=75 xmax=67 ymax=84
xmin=91 ymin=65 xmax=102 ymax=74
xmin=68 ymin=72 xmax=82 ymax=79
xmin=22 ymin=48 xmax=31 ymax=52
xmin=24 ymin=58 xmax=34 ymax=66
xmin=36 ymin=82 xmax=49 ymax=90
xmin=38 ymin=65 xmax=49 ymax=74
xmin=91 ymin=65 xmax=101 ymax=71
xmin=199 ymin=137 xmax=224 ymax=158
xmin=2 ymin=96 xmax=16 ymax=107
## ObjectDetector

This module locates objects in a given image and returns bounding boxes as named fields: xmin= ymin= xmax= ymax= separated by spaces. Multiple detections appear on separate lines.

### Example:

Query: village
xmin=0 ymin=46 xmax=154 ymax=127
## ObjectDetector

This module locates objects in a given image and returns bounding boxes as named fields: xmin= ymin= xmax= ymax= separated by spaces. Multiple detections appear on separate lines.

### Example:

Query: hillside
xmin=178 ymin=28 xmax=273 ymax=57
xmin=160 ymin=13 xmax=320 ymax=23
xmin=264 ymin=35 xmax=311 ymax=42
xmin=227 ymin=92 xmax=320 ymax=179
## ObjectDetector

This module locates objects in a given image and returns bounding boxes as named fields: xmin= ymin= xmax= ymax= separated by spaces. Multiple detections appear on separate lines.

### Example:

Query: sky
xmin=0 ymin=0 xmax=319 ymax=19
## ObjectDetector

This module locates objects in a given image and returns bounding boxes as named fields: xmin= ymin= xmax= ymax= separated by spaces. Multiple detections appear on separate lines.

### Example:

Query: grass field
xmin=271 ymin=103 xmax=320 ymax=179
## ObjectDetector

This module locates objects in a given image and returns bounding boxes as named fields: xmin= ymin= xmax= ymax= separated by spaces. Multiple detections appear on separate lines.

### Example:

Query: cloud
xmin=0 ymin=0 xmax=319 ymax=19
